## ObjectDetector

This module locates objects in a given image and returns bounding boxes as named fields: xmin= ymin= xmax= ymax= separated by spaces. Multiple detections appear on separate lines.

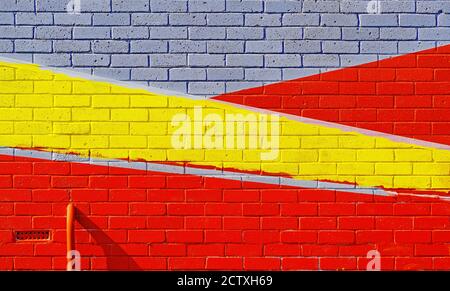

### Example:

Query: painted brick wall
xmin=0 ymin=0 xmax=449 ymax=271
xmin=0 ymin=0 xmax=450 ymax=95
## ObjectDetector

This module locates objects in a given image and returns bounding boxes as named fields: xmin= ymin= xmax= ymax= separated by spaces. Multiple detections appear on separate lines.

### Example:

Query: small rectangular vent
xmin=15 ymin=230 xmax=51 ymax=241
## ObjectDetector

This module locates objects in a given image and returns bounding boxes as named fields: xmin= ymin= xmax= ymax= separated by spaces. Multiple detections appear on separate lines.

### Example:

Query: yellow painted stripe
xmin=0 ymin=60 xmax=449 ymax=191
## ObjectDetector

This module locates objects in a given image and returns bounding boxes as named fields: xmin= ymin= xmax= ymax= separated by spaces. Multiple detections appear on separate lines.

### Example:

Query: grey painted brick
xmin=93 ymin=13 xmax=131 ymax=26
xmin=245 ymin=14 xmax=282 ymax=27
xmin=189 ymin=27 xmax=226 ymax=40
xmin=303 ymin=54 xmax=340 ymax=67
xmin=169 ymin=40 xmax=206 ymax=53
xmin=0 ymin=53 xmax=32 ymax=62
xmin=170 ymin=68 xmax=206 ymax=80
xmin=73 ymin=27 xmax=111 ymax=39
xmin=304 ymin=27 xmax=341 ymax=40
xmin=113 ymin=27 xmax=149 ymax=39
xmin=131 ymin=68 xmax=168 ymax=80
xmin=132 ymin=13 xmax=168 ymax=25
xmin=15 ymin=40 xmax=52 ymax=53
xmin=34 ymin=53 xmax=71 ymax=66
xmin=360 ymin=41 xmax=398 ymax=54
xmin=321 ymin=14 xmax=358 ymax=27
xmin=188 ymin=82 xmax=225 ymax=95
xmin=113 ymin=0 xmax=149 ymax=12
xmin=111 ymin=54 xmax=148 ymax=67
xmin=284 ymin=40 xmax=321 ymax=53
xmin=226 ymin=27 xmax=264 ymax=40
xmin=16 ymin=12 xmax=53 ymax=25
xmin=169 ymin=13 xmax=207 ymax=26
xmin=360 ymin=14 xmax=398 ymax=27
xmin=322 ymin=41 xmax=359 ymax=54
xmin=151 ymin=27 xmax=187 ymax=39
xmin=339 ymin=1 xmax=373 ymax=13
xmin=151 ymin=81 xmax=187 ymax=92
xmin=73 ymin=54 xmax=110 ymax=67
xmin=398 ymin=41 xmax=436 ymax=54
xmin=0 ymin=0 xmax=34 ymax=12
xmin=207 ymin=68 xmax=244 ymax=80
xmin=207 ymin=41 xmax=244 ymax=54
xmin=151 ymin=0 xmax=187 ymax=12
xmin=380 ymin=28 xmax=417 ymax=40
xmin=188 ymin=0 xmax=225 ymax=12
xmin=438 ymin=14 xmax=450 ymax=27
xmin=131 ymin=40 xmax=168 ymax=53
xmin=264 ymin=0 xmax=303 ymax=13
xmin=226 ymin=54 xmax=263 ymax=67
xmin=282 ymin=13 xmax=320 ymax=26
xmin=342 ymin=28 xmax=379 ymax=40
xmin=246 ymin=41 xmax=283 ymax=53
xmin=54 ymin=13 xmax=92 ymax=25
xmin=150 ymin=54 xmax=186 ymax=67
xmin=400 ymin=14 xmax=436 ymax=27
xmin=380 ymin=1 xmax=415 ymax=12
xmin=207 ymin=13 xmax=243 ymax=26
xmin=302 ymin=0 xmax=340 ymax=12
xmin=0 ymin=26 xmax=33 ymax=38
xmin=245 ymin=68 xmax=282 ymax=81
xmin=78 ymin=0 xmax=111 ymax=12
xmin=94 ymin=68 xmax=131 ymax=80
xmin=226 ymin=81 xmax=264 ymax=92
xmin=35 ymin=26 xmax=72 ymax=40
xmin=416 ymin=1 xmax=450 ymax=13
xmin=0 ymin=13 xmax=14 ymax=25
xmin=226 ymin=0 xmax=263 ymax=12
xmin=340 ymin=54 xmax=378 ymax=67
xmin=53 ymin=40 xmax=91 ymax=53
xmin=188 ymin=54 xmax=225 ymax=67
xmin=266 ymin=27 xmax=303 ymax=40
xmin=92 ymin=40 xmax=129 ymax=53
xmin=265 ymin=54 xmax=302 ymax=68
xmin=36 ymin=0 xmax=67 ymax=12
xmin=0 ymin=40 xmax=13 ymax=52
xmin=282 ymin=68 xmax=321 ymax=80
xmin=419 ymin=28 xmax=450 ymax=40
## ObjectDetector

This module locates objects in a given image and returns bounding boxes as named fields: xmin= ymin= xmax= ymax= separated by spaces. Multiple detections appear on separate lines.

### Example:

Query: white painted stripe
xmin=1 ymin=146 xmax=396 ymax=197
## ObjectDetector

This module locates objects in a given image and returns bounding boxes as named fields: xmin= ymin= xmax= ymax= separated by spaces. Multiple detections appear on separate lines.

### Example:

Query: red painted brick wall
xmin=1 ymin=155 xmax=449 ymax=271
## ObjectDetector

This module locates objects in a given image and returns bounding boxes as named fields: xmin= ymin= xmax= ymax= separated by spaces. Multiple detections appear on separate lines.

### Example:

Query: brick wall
xmin=0 ymin=0 xmax=449 ymax=271
xmin=1 ymin=1 xmax=450 ymax=95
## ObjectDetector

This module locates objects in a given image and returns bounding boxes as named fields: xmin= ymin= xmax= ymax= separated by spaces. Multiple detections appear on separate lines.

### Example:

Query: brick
xmin=170 ymin=13 xmax=206 ymax=25
xmin=150 ymin=244 xmax=186 ymax=256
xmin=132 ymin=40 xmax=168 ymax=53
xmin=339 ymin=217 xmax=374 ymax=230
xmin=244 ymin=257 xmax=280 ymax=271
xmin=243 ymin=203 xmax=279 ymax=216
xmin=206 ymin=258 xmax=242 ymax=270
xmin=112 ymin=0 xmax=149 ymax=11
xmin=226 ymin=27 xmax=264 ymax=40
xmin=356 ymin=230 xmax=393 ymax=243
xmin=282 ymin=258 xmax=318 ymax=270
xmin=205 ymin=230 xmax=241 ymax=243
xmin=168 ymin=258 xmax=205 ymax=270
xmin=305 ymin=27 xmax=341 ymax=40
xmin=360 ymin=14 xmax=398 ymax=27
xmin=113 ymin=27 xmax=149 ymax=39
xmin=300 ymin=217 xmax=336 ymax=230
xmin=189 ymin=27 xmax=225 ymax=40
xmin=132 ymin=13 xmax=167 ymax=25
xmin=167 ymin=230 xmax=203 ymax=243
xmin=73 ymin=27 xmax=111 ymax=39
